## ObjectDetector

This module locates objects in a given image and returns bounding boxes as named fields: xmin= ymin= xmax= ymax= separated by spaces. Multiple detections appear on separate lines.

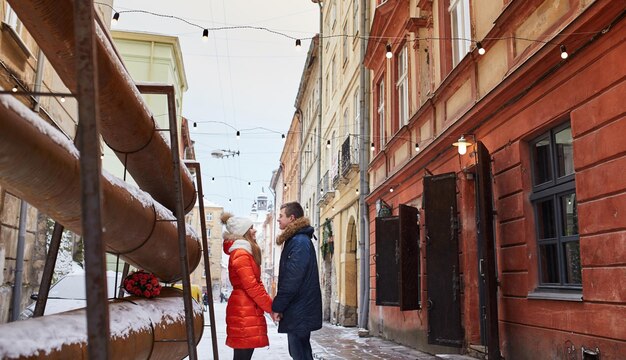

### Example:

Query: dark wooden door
xmin=424 ymin=172 xmax=463 ymax=347
xmin=375 ymin=216 xmax=399 ymax=306
xmin=399 ymin=204 xmax=420 ymax=310
xmin=475 ymin=142 xmax=501 ymax=359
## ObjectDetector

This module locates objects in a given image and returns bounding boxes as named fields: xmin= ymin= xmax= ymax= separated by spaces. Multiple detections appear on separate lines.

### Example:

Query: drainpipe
xmin=357 ymin=0 xmax=371 ymax=331
xmin=33 ymin=49 xmax=46 ymax=113
xmin=312 ymin=0 xmax=323 ymax=242
xmin=9 ymin=201 xmax=27 ymax=322
xmin=10 ymin=49 xmax=47 ymax=322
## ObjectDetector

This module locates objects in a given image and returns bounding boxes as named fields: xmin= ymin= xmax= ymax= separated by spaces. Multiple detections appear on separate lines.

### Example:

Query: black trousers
xmin=233 ymin=348 xmax=254 ymax=360
xmin=287 ymin=332 xmax=313 ymax=360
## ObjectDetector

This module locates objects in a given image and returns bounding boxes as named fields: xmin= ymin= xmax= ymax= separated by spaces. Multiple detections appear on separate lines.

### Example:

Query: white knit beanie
xmin=221 ymin=212 xmax=253 ymax=240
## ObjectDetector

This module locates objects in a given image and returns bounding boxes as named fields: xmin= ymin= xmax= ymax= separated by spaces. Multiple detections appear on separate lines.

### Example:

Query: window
xmin=331 ymin=56 xmax=336 ymax=92
xmin=353 ymin=89 xmax=360 ymax=135
xmin=4 ymin=4 xmax=23 ymax=34
xmin=377 ymin=78 xmax=385 ymax=148
xmin=205 ymin=213 xmax=213 ymax=222
xmin=530 ymin=123 xmax=580 ymax=288
xmin=449 ymin=0 xmax=471 ymax=66
xmin=396 ymin=46 xmax=409 ymax=127
xmin=353 ymin=1 xmax=359 ymax=35
xmin=207 ymin=227 xmax=212 ymax=238
xmin=341 ymin=106 xmax=352 ymax=138
xmin=330 ymin=1 xmax=336 ymax=29
xmin=342 ymin=23 xmax=348 ymax=65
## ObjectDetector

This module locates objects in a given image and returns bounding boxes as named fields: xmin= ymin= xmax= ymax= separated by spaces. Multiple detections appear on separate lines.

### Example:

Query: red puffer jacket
xmin=223 ymin=239 xmax=273 ymax=349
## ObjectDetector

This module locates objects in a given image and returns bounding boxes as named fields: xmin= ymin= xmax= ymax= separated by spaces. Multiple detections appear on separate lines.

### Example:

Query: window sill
xmin=528 ymin=289 xmax=582 ymax=302
xmin=1 ymin=22 xmax=33 ymax=59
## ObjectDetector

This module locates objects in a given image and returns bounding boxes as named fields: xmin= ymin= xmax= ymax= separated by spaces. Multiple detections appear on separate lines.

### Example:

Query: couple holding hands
xmin=221 ymin=202 xmax=322 ymax=360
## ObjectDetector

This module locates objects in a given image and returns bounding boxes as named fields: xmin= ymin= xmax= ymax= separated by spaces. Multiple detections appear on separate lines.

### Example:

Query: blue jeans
xmin=287 ymin=332 xmax=313 ymax=360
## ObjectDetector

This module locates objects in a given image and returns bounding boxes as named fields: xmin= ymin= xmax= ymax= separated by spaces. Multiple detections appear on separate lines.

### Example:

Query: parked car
xmin=19 ymin=269 xmax=123 ymax=319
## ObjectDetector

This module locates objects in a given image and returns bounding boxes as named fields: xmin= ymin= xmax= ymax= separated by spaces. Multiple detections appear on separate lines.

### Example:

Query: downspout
xmin=357 ymin=0 xmax=371 ymax=331
xmin=315 ymin=0 xmax=323 ymax=244
xmin=9 ymin=201 xmax=27 ymax=322
xmin=10 ymin=49 xmax=46 ymax=322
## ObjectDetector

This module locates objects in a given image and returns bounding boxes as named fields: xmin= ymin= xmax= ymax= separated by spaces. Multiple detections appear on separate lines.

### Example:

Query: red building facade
xmin=364 ymin=0 xmax=626 ymax=358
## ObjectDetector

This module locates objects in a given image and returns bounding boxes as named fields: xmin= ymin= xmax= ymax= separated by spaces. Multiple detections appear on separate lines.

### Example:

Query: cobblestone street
xmin=194 ymin=302 xmax=436 ymax=359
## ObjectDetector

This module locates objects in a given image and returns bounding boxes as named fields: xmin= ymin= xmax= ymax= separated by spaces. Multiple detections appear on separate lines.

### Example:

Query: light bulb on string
xmin=236 ymin=130 xmax=240 ymax=140
xmin=211 ymin=177 xmax=215 ymax=182
xmin=385 ymin=44 xmax=393 ymax=59
xmin=295 ymin=39 xmax=302 ymax=50
xmin=476 ymin=42 xmax=485 ymax=55
xmin=370 ymin=142 xmax=375 ymax=152
xmin=193 ymin=122 xmax=197 ymax=128
xmin=389 ymin=187 xmax=394 ymax=193
xmin=11 ymin=84 xmax=18 ymax=93
xmin=415 ymin=142 xmax=420 ymax=152
xmin=560 ymin=45 xmax=568 ymax=59
xmin=281 ymin=133 xmax=286 ymax=141
xmin=326 ymin=139 xmax=331 ymax=149
xmin=112 ymin=12 xmax=120 ymax=23
xmin=248 ymin=181 xmax=251 ymax=187
xmin=284 ymin=183 xmax=288 ymax=190
xmin=60 ymin=96 xmax=66 ymax=103
xmin=202 ymin=29 xmax=209 ymax=42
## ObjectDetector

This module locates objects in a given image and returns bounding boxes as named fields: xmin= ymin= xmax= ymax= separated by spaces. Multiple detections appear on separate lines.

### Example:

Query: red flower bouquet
xmin=123 ymin=270 xmax=162 ymax=298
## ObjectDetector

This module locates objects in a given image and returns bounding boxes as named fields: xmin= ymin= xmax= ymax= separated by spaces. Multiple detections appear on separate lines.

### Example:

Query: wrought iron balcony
xmin=318 ymin=170 xmax=335 ymax=205
xmin=341 ymin=135 xmax=359 ymax=179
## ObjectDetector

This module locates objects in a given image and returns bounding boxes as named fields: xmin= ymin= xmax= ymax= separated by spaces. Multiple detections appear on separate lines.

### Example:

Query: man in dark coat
xmin=272 ymin=202 xmax=322 ymax=360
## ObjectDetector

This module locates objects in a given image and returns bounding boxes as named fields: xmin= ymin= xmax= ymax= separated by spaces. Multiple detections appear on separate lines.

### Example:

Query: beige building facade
xmin=316 ymin=0 xmax=366 ymax=327
xmin=188 ymin=202 xmax=223 ymax=301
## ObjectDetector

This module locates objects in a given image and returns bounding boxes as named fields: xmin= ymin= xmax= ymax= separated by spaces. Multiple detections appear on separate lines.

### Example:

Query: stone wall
xmin=0 ymin=189 xmax=47 ymax=323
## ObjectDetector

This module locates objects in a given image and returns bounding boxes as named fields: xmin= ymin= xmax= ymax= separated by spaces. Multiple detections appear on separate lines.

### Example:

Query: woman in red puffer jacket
xmin=221 ymin=213 xmax=273 ymax=360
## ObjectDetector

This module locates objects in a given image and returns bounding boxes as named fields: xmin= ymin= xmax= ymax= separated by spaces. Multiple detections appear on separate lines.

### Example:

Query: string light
xmin=248 ymin=181 xmax=251 ymax=187
xmin=202 ymin=29 xmax=209 ymax=42
xmin=211 ymin=177 xmax=215 ymax=182
xmin=326 ymin=139 xmax=331 ymax=149
xmin=60 ymin=96 xmax=66 ymax=103
xmin=284 ymin=183 xmax=288 ymax=190
xmin=476 ymin=42 xmax=485 ymax=55
xmin=355 ymin=188 xmax=359 ymax=195
xmin=370 ymin=142 xmax=375 ymax=152
xmin=281 ymin=133 xmax=286 ymax=140
xmin=560 ymin=45 xmax=568 ymax=59
xmin=11 ymin=84 xmax=18 ymax=93
xmin=193 ymin=122 xmax=197 ymax=128
xmin=112 ymin=12 xmax=120 ymax=23
xmin=415 ymin=142 xmax=420 ymax=152
xmin=94 ymin=2 xmax=607 ymax=57
xmin=389 ymin=187 xmax=394 ymax=193
xmin=236 ymin=130 xmax=240 ymax=140
xmin=295 ymin=39 xmax=302 ymax=50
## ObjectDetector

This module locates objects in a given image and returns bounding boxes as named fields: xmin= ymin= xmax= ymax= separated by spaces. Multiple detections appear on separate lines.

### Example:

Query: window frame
xmin=448 ymin=0 xmax=471 ymax=67
xmin=529 ymin=122 xmax=581 ymax=290
xmin=377 ymin=77 xmax=386 ymax=148
xmin=396 ymin=45 xmax=409 ymax=128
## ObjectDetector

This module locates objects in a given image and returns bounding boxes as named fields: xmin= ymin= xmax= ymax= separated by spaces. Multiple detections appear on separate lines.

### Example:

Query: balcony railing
xmin=341 ymin=135 xmax=359 ymax=178
xmin=318 ymin=170 xmax=335 ymax=205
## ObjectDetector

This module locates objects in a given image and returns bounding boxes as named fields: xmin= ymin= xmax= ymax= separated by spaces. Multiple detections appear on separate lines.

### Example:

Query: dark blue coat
xmin=272 ymin=225 xmax=322 ymax=334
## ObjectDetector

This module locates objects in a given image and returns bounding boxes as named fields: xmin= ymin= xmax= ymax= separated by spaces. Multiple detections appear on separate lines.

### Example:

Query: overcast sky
xmin=112 ymin=0 xmax=318 ymax=216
